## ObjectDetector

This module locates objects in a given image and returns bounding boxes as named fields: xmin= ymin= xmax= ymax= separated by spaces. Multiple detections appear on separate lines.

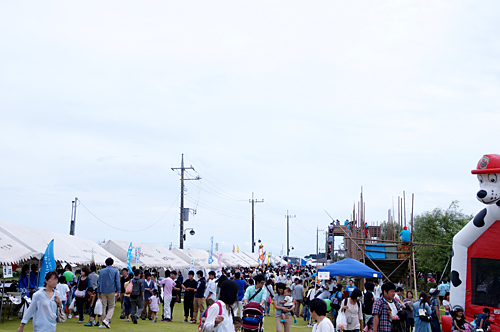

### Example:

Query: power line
xmin=78 ymin=198 xmax=178 ymax=232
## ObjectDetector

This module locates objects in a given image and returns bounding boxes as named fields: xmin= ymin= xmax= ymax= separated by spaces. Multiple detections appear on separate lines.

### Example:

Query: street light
xmin=183 ymin=228 xmax=195 ymax=241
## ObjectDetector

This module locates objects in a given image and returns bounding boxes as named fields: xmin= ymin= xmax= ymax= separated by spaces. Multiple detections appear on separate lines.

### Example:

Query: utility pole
xmin=286 ymin=210 xmax=296 ymax=256
xmin=249 ymin=193 xmax=264 ymax=253
xmin=172 ymin=154 xmax=200 ymax=249
xmin=69 ymin=197 xmax=78 ymax=235
xmin=316 ymin=227 xmax=324 ymax=267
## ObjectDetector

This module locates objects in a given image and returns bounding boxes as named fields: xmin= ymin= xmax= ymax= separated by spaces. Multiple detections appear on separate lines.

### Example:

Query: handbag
xmin=94 ymin=299 xmax=103 ymax=316
xmin=125 ymin=282 xmax=133 ymax=295
xmin=68 ymin=298 xmax=76 ymax=310
xmin=57 ymin=306 xmax=67 ymax=323
xmin=74 ymin=290 xmax=86 ymax=298
xmin=418 ymin=308 xmax=432 ymax=322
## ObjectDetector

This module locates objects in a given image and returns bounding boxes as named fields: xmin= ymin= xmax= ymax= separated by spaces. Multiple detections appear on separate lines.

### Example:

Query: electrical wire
xmin=78 ymin=198 xmax=178 ymax=232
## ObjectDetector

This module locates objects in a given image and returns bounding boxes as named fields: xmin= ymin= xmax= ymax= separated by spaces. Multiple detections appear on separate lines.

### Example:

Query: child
xmin=453 ymin=308 xmax=469 ymax=332
xmin=364 ymin=317 xmax=373 ymax=332
xmin=84 ymin=287 xmax=98 ymax=327
xmin=149 ymin=289 xmax=160 ymax=323
xmin=279 ymin=287 xmax=297 ymax=323
xmin=233 ymin=316 xmax=242 ymax=331
xmin=55 ymin=276 xmax=70 ymax=316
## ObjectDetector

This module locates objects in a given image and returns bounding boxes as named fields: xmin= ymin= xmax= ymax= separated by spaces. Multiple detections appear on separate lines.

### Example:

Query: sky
xmin=1 ymin=1 xmax=500 ymax=259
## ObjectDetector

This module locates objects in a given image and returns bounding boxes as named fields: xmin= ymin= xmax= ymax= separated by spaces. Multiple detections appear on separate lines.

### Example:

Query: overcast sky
xmin=1 ymin=1 xmax=500 ymax=259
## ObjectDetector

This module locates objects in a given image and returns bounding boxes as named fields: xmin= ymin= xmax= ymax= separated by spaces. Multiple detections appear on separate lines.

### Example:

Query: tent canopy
xmin=0 ymin=220 xmax=125 ymax=268
xmin=101 ymin=240 xmax=189 ymax=270
xmin=212 ymin=251 xmax=250 ymax=268
xmin=171 ymin=248 xmax=223 ymax=270
xmin=318 ymin=258 xmax=382 ymax=278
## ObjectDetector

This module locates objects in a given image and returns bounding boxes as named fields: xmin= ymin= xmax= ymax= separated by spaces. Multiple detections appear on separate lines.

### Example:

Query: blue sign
xmin=208 ymin=237 xmax=214 ymax=264
xmin=38 ymin=239 xmax=56 ymax=288
xmin=127 ymin=242 xmax=133 ymax=273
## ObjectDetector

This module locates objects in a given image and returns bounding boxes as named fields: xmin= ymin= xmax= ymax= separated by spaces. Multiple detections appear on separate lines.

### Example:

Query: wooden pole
xmin=411 ymin=193 xmax=417 ymax=296
xmin=403 ymin=191 xmax=407 ymax=228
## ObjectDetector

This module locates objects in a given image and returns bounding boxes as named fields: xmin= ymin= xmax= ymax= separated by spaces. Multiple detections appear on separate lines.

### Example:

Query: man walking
xmin=129 ymin=269 xmax=145 ymax=324
xmin=182 ymin=271 xmax=197 ymax=323
xmin=204 ymin=271 xmax=217 ymax=307
xmin=169 ymin=271 xmax=182 ymax=321
xmin=96 ymin=258 xmax=120 ymax=329
xmin=158 ymin=270 xmax=175 ymax=322
xmin=429 ymin=288 xmax=442 ymax=332
xmin=244 ymin=274 xmax=267 ymax=307
xmin=291 ymin=278 xmax=304 ymax=317
xmin=234 ymin=272 xmax=248 ymax=318
xmin=141 ymin=272 xmax=154 ymax=320
xmin=119 ymin=268 xmax=130 ymax=318
xmin=372 ymin=282 xmax=402 ymax=332
xmin=193 ymin=271 xmax=206 ymax=324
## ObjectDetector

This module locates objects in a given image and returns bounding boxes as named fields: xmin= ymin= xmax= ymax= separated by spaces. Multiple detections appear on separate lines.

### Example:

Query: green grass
xmin=0 ymin=301 xmax=312 ymax=331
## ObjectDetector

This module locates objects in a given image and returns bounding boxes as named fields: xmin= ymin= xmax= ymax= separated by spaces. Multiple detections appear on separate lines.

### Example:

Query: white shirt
xmin=203 ymin=301 xmax=233 ymax=332
xmin=374 ymin=285 xmax=382 ymax=299
xmin=313 ymin=317 xmax=335 ymax=332
xmin=205 ymin=279 xmax=217 ymax=301
xmin=56 ymin=283 xmax=69 ymax=301
xmin=275 ymin=275 xmax=287 ymax=284
xmin=21 ymin=288 xmax=58 ymax=332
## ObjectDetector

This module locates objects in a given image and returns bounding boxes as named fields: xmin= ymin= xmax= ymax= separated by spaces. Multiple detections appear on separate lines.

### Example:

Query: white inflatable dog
xmin=450 ymin=154 xmax=500 ymax=314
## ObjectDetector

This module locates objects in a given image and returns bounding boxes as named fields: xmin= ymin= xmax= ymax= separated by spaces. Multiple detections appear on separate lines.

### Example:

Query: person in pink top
xmin=158 ymin=271 xmax=175 ymax=322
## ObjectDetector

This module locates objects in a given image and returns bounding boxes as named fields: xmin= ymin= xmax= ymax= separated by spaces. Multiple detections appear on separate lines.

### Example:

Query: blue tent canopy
xmin=318 ymin=258 xmax=382 ymax=278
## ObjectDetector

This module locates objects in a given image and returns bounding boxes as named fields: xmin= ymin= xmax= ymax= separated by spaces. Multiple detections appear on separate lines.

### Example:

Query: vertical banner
xmin=91 ymin=247 xmax=95 ymax=265
xmin=217 ymin=253 xmax=223 ymax=277
xmin=232 ymin=245 xmax=235 ymax=253
xmin=127 ymin=242 xmax=133 ymax=273
xmin=267 ymin=251 xmax=271 ymax=266
xmin=208 ymin=237 xmax=214 ymax=264
xmin=135 ymin=247 xmax=141 ymax=267
xmin=237 ymin=245 xmax=239 ymax=253
xmin=190 ymin=258 xmax=195 ymax=272
xmin=38 ymin=239 xmax=56 ymax=288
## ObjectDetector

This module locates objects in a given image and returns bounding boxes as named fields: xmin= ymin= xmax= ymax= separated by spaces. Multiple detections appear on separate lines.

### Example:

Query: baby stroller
xmin=242 ymin=302 xmax=264 ymax=332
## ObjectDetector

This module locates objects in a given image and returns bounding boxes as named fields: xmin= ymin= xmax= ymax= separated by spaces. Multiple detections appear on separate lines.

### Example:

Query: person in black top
xmin=170 ymin=271 xmax=182 ymax=321
xmin=182 ymin=271 xmax=197 ymax=323
xmin=453 ymin=307 xmax=468 ymax=332
xmin=364 ymin=282 xmax=375 ymax=325
xmin=120 ymin=268 xmax=130 ymax=318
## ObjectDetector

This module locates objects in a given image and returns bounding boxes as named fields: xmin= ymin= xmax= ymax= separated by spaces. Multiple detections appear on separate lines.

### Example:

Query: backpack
xmin=198 ymin=301 xmax=223 ymax=332
xmin=331 ymin=291 xmax=342 ymax=310
xmin=131 ymin=278 xmax=141 ymax=299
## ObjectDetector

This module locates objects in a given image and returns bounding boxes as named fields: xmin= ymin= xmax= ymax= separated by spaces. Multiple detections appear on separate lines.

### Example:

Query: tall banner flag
xmin=267 ymin=251 xmax=271 ymax=266
xmin=127 ymin=243 xmax=133 ymax=273
xmin=38 ymin=239 xmax=56 ymax=288
xmin=190 ymin=258 xmax=195 ymax=271
xmin=237 ymin=245 xmax=239 ymax=253
xmin=208 ymin=237 xmax=214 ymax=264
xmin=232 ymin=245 xmax=235 ymax=253
xmin=91 ymin=247 xmax=95 ymax=265
xmin=135 ymin=247 xmax=141 ymax=267
xmin=217 ymin=253 xmax=223 ymax=277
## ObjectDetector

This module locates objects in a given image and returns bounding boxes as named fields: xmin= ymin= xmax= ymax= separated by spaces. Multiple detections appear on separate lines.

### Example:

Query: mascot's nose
xmin=477 ymin=190 xmax=487 ymax=199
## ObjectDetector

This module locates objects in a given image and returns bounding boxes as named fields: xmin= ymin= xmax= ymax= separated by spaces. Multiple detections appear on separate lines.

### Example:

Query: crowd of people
xmin=14 ymin=259 xmax=492 ymax=332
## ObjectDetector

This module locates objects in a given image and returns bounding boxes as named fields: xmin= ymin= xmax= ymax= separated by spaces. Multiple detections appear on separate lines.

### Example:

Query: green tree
xmin=413 ymin=201 xmax=472 ymax=278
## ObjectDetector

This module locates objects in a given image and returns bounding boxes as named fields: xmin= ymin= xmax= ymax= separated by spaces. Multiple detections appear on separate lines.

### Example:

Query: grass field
xmin=0 ymin=301 xmax=312 ymax=331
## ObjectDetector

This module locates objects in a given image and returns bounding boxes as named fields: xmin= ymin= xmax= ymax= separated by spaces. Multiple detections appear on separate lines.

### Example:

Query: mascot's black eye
xmin=491 ymin=179 xmax=496 ymax=183
xmin=488 ymin=174 xmax=497 ymax=183
xmin=478 ymin=175 xmax=483 ymax=183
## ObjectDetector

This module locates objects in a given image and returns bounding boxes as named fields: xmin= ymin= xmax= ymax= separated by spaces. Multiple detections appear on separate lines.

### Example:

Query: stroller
xmin=242 ymin=302 xmax=265 ymax=332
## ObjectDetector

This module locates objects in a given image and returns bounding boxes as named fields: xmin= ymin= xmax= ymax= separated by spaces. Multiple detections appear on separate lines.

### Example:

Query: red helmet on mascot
xmin=471 ymin=154 xmax=500 ymax=174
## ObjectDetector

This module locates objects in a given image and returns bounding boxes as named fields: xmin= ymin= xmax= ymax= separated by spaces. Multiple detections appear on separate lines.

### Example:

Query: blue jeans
xmin=430 ymin=316 xmax=441 ymax=332
xmin=303 ymin=304 xmax=310 ymax=321
xmin=266 ymin=302 xmax=271 ymax=315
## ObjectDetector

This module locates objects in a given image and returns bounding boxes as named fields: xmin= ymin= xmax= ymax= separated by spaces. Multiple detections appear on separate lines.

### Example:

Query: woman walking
xmin=17 ymin=271 xmax=62 ymax=332
xmin=413 ymin=292 xmax=432 ymax=332
xmin=274 ymin=283 xmax=295 ymax=332
xmin=202 ymin=280 xmax=239 ymax=332
xmin=75 ymin=266 xmax=91 ymax=324
xmin=403 ymin=291 xmax=416 ymax=332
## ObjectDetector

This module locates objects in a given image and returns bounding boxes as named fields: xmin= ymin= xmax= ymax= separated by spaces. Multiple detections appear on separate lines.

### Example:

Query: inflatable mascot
xmin=450 ymin=154 xmax=500 ymax=328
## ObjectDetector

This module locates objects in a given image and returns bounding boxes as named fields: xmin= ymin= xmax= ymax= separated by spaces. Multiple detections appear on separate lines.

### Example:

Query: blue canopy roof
xmin=318 ymin=258 xmax=382 ymax=278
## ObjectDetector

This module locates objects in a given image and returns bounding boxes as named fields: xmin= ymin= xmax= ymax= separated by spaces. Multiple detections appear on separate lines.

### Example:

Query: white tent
xmin=271 ymin=254 xmax=287 ymax=266
xmin=170 ymin=248 xmax=223 ymax=270
xmin=0 ymin=220 xmax=125 ymax=268
xmin=241 ymin=252 xmax=261 ymax=267
xmin=101 ymin=240 xmax=188 ymax=270
xmin=233 ymin=252 xmax=257 ymax=267
xmin=212 ymin=251 xmax=250 ymax=268
xmin=0 ymin=229 xmax=40 ymax=265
